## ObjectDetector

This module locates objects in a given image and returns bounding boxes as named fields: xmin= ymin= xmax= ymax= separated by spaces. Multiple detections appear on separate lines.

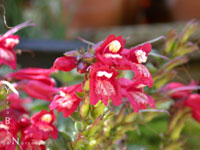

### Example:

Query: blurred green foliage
xmin=0 ymin=0 xmax=69 ymax=39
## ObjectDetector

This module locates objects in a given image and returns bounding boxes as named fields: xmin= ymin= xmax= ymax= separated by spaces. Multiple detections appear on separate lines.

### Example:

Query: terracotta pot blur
xmin=62 ymin=0 xmax=140 ymax=38
xmin=168 ymin=0 xmax=200 ymax=21
xmin=62 ymin=0 xmax=123 ymax=28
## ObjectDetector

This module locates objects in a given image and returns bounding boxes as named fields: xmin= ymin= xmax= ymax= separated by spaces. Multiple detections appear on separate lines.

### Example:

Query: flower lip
xmin=97 ymin=71 xmax=113 ymax=78
xmin=5 ymin=38 xmax=19 ymax=48
xmin=56 ymin=94 xmax=74 ymax=109
xmin=108 ymin=40 xmax=121 ymax=53
xmin=41 ymin=114 xmax=52 ymax=123
xmin=0 ymin=48 xmax=15 ymax=61
xmin=104 ymin=53 xmax=122 ymax=59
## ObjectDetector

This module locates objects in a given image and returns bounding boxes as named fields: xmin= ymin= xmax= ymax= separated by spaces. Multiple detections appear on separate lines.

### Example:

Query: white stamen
xmin=135 ymin=50 xmax=147 ymax=63
xmin=104 ymin=53 xmax=122 ymax=59
xmin=41 ymin=114 xmax=52 ymax=123
xmin=97 ymin=71 xmax=113 ymax=78
xmin=108 ymin=40 xmax=121 ymax=53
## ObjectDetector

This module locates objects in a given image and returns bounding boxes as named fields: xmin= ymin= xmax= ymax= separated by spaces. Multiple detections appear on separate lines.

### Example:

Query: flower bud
xmin=80 ymin=98 xmax=90 ymax=118
xmin=53 ymin=56 xmax=77 ymax=72
xmin=19 ymin=115 xmax=30 ymax=128
xmin=77 ymin=62 xmax=88 ymax=74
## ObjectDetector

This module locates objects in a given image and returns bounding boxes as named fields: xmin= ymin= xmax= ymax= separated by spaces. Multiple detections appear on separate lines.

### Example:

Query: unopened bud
xmin=80 ymin=98 xmax=90 ymax=118
xmin=77 ymin=62 xmax=88 ymax=74
xmin=19 ymin=115 xmax=30 ymax=128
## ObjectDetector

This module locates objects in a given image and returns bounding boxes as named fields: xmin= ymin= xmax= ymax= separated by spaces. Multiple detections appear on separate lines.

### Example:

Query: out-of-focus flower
xmin=53 ymin=56 xmax=77 ymax=72
xmin=21 ymin=110 xmax=57 ymax=149
xmin=0 ymin=118 xmax=19 ymax=150
xmin=119 ymin=78 xmax=155 ymax=112
xmin=49 ymin=84 xmax=82 ymax=117
xmin=21 ymin=125 xmax=46 ymax=150
xmin=163 ymin=81 xmax=197 ymax=99
xmin=90 ymin=62 xmax=121 ymax=106
xmin=0 ymin=35 xmax=19 ymax=69
xmin=0 ymin=93 xmax=30 ymax=119
xmin=30 ymin=110 xmax=58 ymax=140
xmin=18 ymin=115 xmax=31 ymax=129
xmin=17 ymin=80 xmax=59 ymax=101
xmin=184 ymin=94 xmax=200 ymax=122
xmin=7 ymin=67 xmax=56 ymax=86
xmin=0 ymin=20 xmax=35 ymax=70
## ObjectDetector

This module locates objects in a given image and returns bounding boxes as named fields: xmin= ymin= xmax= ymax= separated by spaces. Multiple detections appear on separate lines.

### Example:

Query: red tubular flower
xmin=17 ymin=80 xmax=59 ymax=101
xmin=0 ymin=35 xmax=19 ymax=69
xmin=0 ymin=20 xmax=35 ymax=69
xmin=53 ymin=56 xmax=77 ymax=72
xmin=0 ymin=118 xmax=19 ymax=150
xmin=122 ymin=43 xmax=152 ymax=64
xmin=184 ymin=94 xmax=200 ymax=122
xmin=30 ymin=110 xmax=58 ymax=140
xmin=7 ymin=67 xmax=56 ymax=86
xmin=21 ymin=125 xmax=46 ymax=150
xmin=184 ymin=94 xmax=200 ymax=111
xmin=90 ymin=62 xmax=121 ymax=106
xmin=0 ymin=93 xmax=30 ymax=119
xmin=119 ymin=78 xmax=155 ymax=112
xmin=95 ymin=34 xmax=126 ymax=66
xmin=49 ymin=84 xmax=82 ymax=117
xmin=163 ymin=81 xmax=197 ymax=99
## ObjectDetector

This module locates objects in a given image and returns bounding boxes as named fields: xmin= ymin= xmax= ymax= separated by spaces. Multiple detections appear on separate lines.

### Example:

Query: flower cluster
xmin=51 ymin=34 xmax=154 ymax=114
xmin=164 ymin=81 xmax=200 ymax=122
xmin=0 ymin=94 xmax=57 ymax=150
xmin=0 ymin=24 xmax=154 ymax=149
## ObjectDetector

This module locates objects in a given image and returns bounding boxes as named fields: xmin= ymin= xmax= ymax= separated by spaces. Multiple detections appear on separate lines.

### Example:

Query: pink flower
xmin=90 ymin=62 xmax=121 ymax=106
xmin=163 ymin=81 xmax=197 ymax=99
xmin=130 ymin=63 xmax=153 ymax=87
xmin=7 ymin=67 xmax=56 ymax=86
xmin=53 ymin=56 xmax=77 ymax=72
xmin=30 ymin=110 xmax=58 ymax=140
xmin=95 ymin=34 xmax=126 ymax=67
xmin=184 ymin=94 xmax=200 ymax=122
xmin=49 ymin=84 xmax=82 ymax=117
xmin=21 ymin=125 xmax=46 ymax=150
xmin=0 ymin=20 xmax=35 ymax=69
xmin=20 ymin=110 xmax=57 ymax=149
xmin=17 ymin=80 xmax=59 ymax=101
xmin=122 ymin=43 xmax=152 ymax=64
xmin=0 ymin=93 xmax=30 ymax=119
xmin=119 ymin=78 xmax=155 ymax=112
xmin=0 ymin=118 xmax=19 ymax=150
xmin=0 ymin=35 xmax=19 ymax=69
